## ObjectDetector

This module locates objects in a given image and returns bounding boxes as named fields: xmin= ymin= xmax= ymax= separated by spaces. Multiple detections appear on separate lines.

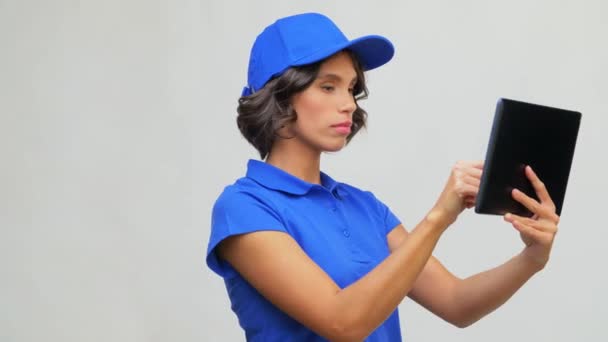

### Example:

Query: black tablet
xmin=475 ymin=98 xmax=581 ymax=217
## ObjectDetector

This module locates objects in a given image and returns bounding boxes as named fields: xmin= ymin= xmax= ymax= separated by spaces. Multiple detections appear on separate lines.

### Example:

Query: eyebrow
xmin=317 ymin=73 xmax=358 ymax=85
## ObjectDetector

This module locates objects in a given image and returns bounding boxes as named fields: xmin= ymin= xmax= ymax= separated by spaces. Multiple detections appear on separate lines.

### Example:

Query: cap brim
xmin=293 ymin=34 xmax=394 ymax=71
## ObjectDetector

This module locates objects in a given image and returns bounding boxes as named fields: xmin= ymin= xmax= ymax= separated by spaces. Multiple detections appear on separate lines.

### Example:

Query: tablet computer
xmin=475 ymin=98 xmax=581 ymax=217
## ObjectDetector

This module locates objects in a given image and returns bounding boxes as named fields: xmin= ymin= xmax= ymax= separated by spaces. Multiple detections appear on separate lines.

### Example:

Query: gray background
xmin=1 ymin=0 xmax=606 ymax=341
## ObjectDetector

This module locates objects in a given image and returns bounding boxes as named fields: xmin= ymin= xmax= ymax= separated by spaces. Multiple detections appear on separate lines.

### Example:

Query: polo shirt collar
xmin=246 ymin=159 xmax=340 ymax=195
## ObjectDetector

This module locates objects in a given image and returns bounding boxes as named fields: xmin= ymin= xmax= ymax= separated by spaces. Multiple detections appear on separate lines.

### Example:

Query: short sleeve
xmin=365 ymin=191 xmax=401 ymax=235
xmin=206 ymin=189 xmax=287 ymax=279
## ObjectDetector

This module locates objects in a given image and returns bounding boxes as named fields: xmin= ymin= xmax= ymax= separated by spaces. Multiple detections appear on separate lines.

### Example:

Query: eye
xmin=321 ymin=85 xmax=335 ymax=92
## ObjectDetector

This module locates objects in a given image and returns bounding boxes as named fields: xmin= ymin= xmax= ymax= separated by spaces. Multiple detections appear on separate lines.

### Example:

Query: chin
xmin=321 ymin=140 xmax=347 ymax=153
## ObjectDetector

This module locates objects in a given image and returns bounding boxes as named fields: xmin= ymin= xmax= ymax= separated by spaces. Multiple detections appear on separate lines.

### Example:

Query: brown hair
xmin=236 ymin=50 xmax=369 ymax=160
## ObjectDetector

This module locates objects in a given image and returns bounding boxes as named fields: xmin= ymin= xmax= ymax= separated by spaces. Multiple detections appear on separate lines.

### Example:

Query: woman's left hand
xmin=503 ymin=165 xmax=560 ymax=269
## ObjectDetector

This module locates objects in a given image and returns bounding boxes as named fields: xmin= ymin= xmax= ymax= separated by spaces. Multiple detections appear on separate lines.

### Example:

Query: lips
xmin=331 ymin=121 xmax=352 ymax=128
xmin=331 ymin=121 xmax=352 ymax=135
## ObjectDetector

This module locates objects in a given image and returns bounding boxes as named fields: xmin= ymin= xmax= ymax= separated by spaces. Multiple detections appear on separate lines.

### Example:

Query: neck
xmin=266 ymin=141 xmax=322 ymax=185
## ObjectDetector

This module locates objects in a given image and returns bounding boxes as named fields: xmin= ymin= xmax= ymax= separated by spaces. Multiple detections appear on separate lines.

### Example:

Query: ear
xmin=279 ymin=122 xmax=296 ymax=138
xmin=275 ymin=117 xmax=297 ymax=140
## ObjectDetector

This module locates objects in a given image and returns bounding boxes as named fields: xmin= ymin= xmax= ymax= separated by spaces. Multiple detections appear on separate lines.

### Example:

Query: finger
xmin=463 ymin=175 xmax=481 ymax=187
xmin=522 ymin=202 xmax=559 ymax=225
xmin=513 ymin=185 xmax=560 ymax=223
xmin=512 ymin=219 xmax=552 ymax=243
xmin=504 ymin=213 xmax=558 ymax=233
xmin=466 ymin=168 xmax=483 ymax=179
xmin=456 ymin=160 xmax=483 ymax=172
xmin=525 ymin=166 xmax=555 ymax=208
xmin=511 ymin=188 xmax=548 ymax=217
xmin=458 ymin=183 xmax=478 ymax=198
xmin=462 ymin=162 xmax=484 ymax=176
xmin=470 ymin=160 xmax=484 ymax=169
xmin=511 ymin=188 xmax=541 ymax=212
xmin=464 ymin=197 xmax=476 ymax=209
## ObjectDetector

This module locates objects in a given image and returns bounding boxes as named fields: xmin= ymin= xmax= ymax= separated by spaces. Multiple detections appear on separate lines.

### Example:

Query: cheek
xmin=293 ymin=92 xmax=330 ymax=125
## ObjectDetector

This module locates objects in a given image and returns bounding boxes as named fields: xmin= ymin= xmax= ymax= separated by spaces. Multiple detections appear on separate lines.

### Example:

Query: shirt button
xmin=343 ymin=229 xmax=350 ymax=237
xmin=331 ymin=207 xmax=337 ymax=212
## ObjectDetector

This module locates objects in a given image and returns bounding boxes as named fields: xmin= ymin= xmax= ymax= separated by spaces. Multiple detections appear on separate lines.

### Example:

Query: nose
xmin=339 ymin=93 xmax=357 ymax=115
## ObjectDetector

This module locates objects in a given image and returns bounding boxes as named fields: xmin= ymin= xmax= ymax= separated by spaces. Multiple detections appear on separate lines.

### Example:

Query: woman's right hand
xmin=432 ymin=160 xmax=484 ymax=225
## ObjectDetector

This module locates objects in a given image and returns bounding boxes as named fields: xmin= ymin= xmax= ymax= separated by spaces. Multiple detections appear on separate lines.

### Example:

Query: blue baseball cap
xmin=241 ymin=12 xmax=395 ymax=96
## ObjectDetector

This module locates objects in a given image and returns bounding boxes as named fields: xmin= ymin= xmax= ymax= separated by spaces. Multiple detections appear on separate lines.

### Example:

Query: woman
xmin=207 ymin=12 xmax=559 ymax=342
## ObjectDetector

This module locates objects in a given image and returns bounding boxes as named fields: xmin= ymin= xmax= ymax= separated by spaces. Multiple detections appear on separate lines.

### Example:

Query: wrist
xmin=517 ymin=249 xmax=547 ymax=273
xmin=425 ymin=207 xmax=455 ymax=231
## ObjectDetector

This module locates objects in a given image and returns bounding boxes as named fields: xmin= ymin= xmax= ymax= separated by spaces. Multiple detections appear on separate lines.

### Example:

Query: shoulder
xmin=208 ymin=177 xmax=288 ymax=277
xmin=211 ymin=177 xmax=288 ymax=242
xmin=213 ymin=177 xmax=280 ymax=214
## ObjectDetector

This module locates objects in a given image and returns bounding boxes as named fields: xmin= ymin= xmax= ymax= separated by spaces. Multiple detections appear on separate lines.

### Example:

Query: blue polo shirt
xmin=207 ymin=159 xmax=402 ymax=341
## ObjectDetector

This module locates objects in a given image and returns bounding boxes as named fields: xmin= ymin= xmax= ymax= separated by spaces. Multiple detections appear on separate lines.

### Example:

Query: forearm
xmin=333 ymin=209 xmax=451 ymax=340
xmin=452 ymin=251 xmax=542 ymax=327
